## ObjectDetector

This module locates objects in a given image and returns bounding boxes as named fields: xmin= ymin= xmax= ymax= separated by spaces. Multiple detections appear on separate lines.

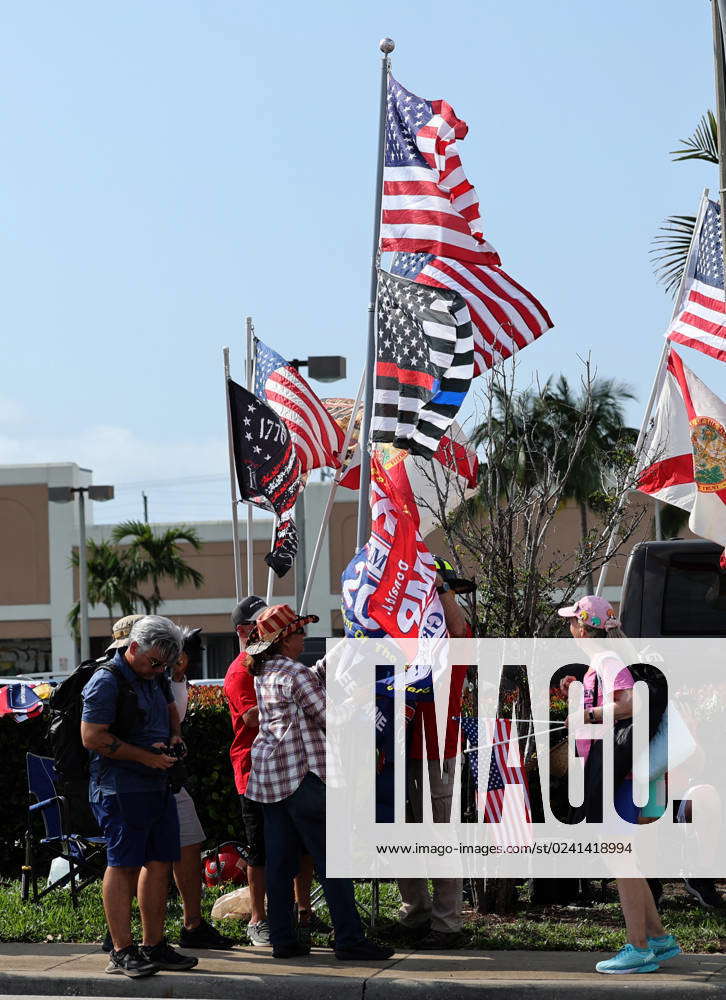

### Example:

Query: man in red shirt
xmin=397 ymin=558 xmax=474 ymax=950
xmin=224 ymin=597 xmax=325 ymax=947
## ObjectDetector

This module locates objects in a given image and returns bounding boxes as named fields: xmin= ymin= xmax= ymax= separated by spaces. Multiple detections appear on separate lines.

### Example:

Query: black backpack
xmin=47 ymin=659 xmax=143 ymax=784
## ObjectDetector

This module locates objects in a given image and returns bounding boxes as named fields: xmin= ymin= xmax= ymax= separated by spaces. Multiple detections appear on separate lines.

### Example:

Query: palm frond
xmin=650 ymin=215 xmax=696 ymax=296
xmin=670 ymin=110 xmax=719 ymax=163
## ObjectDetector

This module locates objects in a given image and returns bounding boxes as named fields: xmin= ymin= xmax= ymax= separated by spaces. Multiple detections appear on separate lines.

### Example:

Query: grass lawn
xmin=2 ymin=878 xmax=725 ymax=952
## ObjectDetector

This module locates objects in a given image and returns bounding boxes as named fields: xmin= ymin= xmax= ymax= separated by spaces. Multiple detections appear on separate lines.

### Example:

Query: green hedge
xmin=0 ymin=686 xmax=242 ymax=878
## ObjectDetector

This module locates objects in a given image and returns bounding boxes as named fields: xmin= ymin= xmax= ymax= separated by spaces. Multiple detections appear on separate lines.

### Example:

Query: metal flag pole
xmin=713 ymin=0 xmax=726 ymax=278
xmin=223 ymin=347 xmax=243 ymax=603
xmin=355 ymin=37 xmax=395 ymax=551
xmin=265 ymin=516 xmax=278 ymax=605
xmin=300 ymin=372 xmax=366 ymax=616
xmin=595 ymin=188 xmax=710 ymax=595
xmin=245 ymin=317 xmax=255 ymax=595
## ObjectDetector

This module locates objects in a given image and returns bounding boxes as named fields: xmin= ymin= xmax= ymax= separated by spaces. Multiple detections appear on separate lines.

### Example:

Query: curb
xmin=2 ymin=971 xmax=726 ymax=1000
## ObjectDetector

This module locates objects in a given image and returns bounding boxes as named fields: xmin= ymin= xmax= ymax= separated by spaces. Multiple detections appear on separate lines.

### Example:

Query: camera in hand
xmin=150 ymin=742 xmax=188 ymax=792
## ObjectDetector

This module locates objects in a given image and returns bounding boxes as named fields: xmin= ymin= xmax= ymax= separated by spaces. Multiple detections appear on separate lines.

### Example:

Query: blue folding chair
xmin=22 ymin=753 xmax=106 ymax=907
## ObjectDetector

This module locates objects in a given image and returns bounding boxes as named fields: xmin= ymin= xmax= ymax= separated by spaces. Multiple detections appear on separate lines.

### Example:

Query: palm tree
xmin=111 ymin=521 xmax=204 ymax=613
xmin=542 ymin=376 xmax=636 ymax=590
xmin=68 ymin=540 xmax=150 ymax=634
xmin=652 ymin=111 xmax=719 ymax=295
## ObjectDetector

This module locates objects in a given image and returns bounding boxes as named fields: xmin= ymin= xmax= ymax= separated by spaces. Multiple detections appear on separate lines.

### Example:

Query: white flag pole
xmin=224 ymin=347 xmax=243 ymax=603
xmin=245 ymin=317 xmax=255 ymax=595
xmin=265 ymin=516 xmax=278 ymax=605
xmin=595 ymin=188 xmax=710 ymax=595
xmin=300 ymin=373 xmax=366 ymax=616
xmin=356 ymin=38 xmax=395 ymax=552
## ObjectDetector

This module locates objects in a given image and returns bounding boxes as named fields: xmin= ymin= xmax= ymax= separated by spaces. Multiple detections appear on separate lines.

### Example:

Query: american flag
xmin=461 ymin=716 xmax=532 ymax=846
xmin=381 ymin=76 xmax=500 ymax=265
xmin=227 ymin=378 xmax=301 ymax=577
xmin=391 ymin=252 xmax=553 ymax=377
xmin=667 ymin=199 xmax=726 ymax=362
xmin=254 ymin=338 xmax=345 ymax=473
xmin=373 ymin=269 xmax=474 ymax=459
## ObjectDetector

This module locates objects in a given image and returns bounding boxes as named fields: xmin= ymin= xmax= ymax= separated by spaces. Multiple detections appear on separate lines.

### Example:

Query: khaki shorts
xmin=174 ymin=786 xmax=206 ymax=848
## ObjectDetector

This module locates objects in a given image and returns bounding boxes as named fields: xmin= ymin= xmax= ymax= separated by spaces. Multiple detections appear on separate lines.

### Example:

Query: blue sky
xmin=0 ymin=0 xmax=722 ymax=523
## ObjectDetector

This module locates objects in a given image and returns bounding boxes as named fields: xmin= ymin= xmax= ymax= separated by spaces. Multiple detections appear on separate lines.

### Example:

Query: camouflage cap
xmin=105 ymin=614 xmax=145 ymax=652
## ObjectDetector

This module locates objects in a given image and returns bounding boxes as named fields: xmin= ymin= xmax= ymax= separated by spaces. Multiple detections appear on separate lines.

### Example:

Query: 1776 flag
xmin=227 ymin=379 xmax=301 ymax=577
xmin=381 ymin=76 xmax=500 ymax=265
xmin=372 ymin=269 xmax=474 ymax=459
xmin=254 ymin=338 xmax=344 ymax=472
xmin=667 ymin=199 xmax=726 ymax=362
xmin=392 ymin=252 xmax=553 ymax=377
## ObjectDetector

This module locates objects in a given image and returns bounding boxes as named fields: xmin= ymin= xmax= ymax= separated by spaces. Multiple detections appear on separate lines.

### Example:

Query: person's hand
xmin=435 ymin=571 xmax=444 ymax=588
xmin=559 ymin=674 xmax=577 ymax=696
xmin=144 ymin=748 xmax=176 ymax=770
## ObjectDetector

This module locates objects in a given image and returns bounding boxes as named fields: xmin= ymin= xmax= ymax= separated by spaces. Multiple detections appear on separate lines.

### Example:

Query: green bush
xmin=0 ymin=686 xmax=242 ymax=878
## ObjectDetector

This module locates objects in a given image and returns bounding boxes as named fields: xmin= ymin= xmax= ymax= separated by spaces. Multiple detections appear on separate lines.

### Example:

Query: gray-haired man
xmin=81 ymin=616 xmax=198 ymax=978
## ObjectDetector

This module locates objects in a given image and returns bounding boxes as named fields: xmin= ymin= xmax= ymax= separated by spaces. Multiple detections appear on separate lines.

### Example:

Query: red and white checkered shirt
xmin=245 ymin=656 xmax=326 ymax=804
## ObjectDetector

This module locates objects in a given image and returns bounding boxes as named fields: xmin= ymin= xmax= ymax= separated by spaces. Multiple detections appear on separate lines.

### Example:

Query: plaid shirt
xmin=245 ymin=656 xmax=326 ymax=803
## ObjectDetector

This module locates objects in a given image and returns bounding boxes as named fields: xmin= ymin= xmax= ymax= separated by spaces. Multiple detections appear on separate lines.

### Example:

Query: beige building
xmin=0 ymin=462 xmax=659 ymax=678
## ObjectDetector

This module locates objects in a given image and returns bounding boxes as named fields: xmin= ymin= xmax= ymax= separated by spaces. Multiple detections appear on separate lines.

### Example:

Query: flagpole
xmin=713 ymin=0 xmax=726 ymax=280
xmin=224 ymin=347 xmax=243 ymax=603
xmin=265 ymin=517 xmax=277 ymax=605
xmin=595 ymin=188 xmax=710 ymax=595
xmin=355 ymin=37 xmax=395 ymax=551
xmin=245 ymin=317 xmax=255 ymax=595
xmin=300 ymin=373 xmax=366 ymax=616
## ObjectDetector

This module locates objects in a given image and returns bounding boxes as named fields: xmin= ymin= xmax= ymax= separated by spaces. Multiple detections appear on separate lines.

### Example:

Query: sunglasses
xmin=146 ymin=654 xmax=172 ymax=670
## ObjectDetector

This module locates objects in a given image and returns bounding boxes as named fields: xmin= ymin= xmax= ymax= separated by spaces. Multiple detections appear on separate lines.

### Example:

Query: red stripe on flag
xmin=668 ymin=331 xmax=726 ymax=363
xmin=377 ymin=361 xmax=436 ymax=389
xmin=638 ymin=453 xmax=694 ymax=494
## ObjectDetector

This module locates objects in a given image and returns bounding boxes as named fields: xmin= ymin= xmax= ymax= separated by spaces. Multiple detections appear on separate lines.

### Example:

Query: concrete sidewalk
xmin=0 ymin=944 xmax=725 ymax=999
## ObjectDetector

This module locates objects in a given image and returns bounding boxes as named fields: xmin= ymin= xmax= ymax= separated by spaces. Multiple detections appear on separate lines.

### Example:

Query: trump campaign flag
xmin=381 ymin=76 xmax=500 ymax=265
xmin=666 ymin=199 xmax=726 ymax=363
xmin=228 ymin=378 xmax=301 ymax=576
xmin=637 ymin=350 xmax=726 ymax=547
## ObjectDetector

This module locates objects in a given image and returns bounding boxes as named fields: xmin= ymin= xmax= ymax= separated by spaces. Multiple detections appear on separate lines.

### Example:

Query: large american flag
xmin=381 ymin=76 xmax=500 ymax=265
xmin=254 ymin=338 xmax=345 ymax=473
xmin=391 ymin=252 xmax=553 ymax=377
xmin=461 ymin=716 xmax=532 ymax=846
xmin=667 ymin=199 xmax=726 ymax=362
xmin=373 ymin=269 xmax=474 ymax=459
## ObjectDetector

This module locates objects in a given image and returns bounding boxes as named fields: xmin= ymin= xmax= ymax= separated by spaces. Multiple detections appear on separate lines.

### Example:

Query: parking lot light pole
xmin=49 ymin=484 xmax=115 ymax=663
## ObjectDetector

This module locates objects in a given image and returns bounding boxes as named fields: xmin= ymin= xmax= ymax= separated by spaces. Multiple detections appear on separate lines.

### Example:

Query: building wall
xmin=0 ymin=462 xmax=669 ymax=675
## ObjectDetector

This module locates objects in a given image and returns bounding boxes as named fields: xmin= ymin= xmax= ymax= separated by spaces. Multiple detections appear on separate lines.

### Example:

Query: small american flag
xmin=667 ymin=199 xmax=726 ymax=362
xmin=254 ymin=338 xmax=345 ymax=473
xmin=381 ymin=76 xmax=500 ymax=265
xmin=461 ymin=716 xmax=532 ymax=847
xmin=373 ymin=269 xmax=474 ymax=459
xmin=391 ymin=252 xmax=553 ymax=377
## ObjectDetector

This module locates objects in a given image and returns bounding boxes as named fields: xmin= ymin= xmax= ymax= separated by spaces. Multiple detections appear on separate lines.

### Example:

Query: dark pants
xmin=262 ymin=772 xmax=364 ymax=950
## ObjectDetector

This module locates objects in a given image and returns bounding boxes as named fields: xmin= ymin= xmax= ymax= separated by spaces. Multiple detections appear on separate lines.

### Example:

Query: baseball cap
xmin=433 ymin=555 xmax=476 ymax=595
xmin=105 ymin=614 xmax=145 ymax=652
xmin=231 ymin=596 xmax=267 ymax=629
xmin=557 ymin=595 xmax=621 ymax=630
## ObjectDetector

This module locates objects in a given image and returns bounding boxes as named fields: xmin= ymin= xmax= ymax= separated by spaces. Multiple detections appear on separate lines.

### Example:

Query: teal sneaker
xmin=648 ymin=934 xmax=681 ymax=962
xmin=595 ymin=944 xmax=659 ymax=974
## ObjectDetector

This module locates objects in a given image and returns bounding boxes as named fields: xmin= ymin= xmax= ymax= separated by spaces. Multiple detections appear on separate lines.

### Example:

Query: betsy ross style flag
xmin=254 ymin=339 xmax=345 ymax=473
xmin=372 ymin=269 xmax=474 ymax=459
xmin=667 ymin=200 xmax=726 ymax=362
xmin=227 ymin=379 xmax=301 ymax=577
xmin=381 ymin=76 xmax=500 ymax=265
xmin=392 ymin=252 xmax=553 ymax=377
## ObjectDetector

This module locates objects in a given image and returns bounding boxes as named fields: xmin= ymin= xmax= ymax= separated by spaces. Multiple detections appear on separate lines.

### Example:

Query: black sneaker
xmin=140 ymin=938 xmax=199 ymax=971
xmin=105 ymin=945 xmax=159 ymax=978
xmin=179 ymin=918 xmax=234 ymax=950
xmin=272 ymin=942 xmax=311 ymax=959
xmin=417 ymin=929 xmax=466 ymax=950
xmin=295 ymin=905 xmax=332 ymax=935
xmin=335 ymin=938 xmax=396 ymax=961
xmin=101 ymin=929 xmax=113 ymax=953
xmin=684 ymin=879 xmax=726 ymax=910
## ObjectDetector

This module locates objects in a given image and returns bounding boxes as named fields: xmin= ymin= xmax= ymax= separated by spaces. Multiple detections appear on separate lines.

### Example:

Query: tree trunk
xmin=580 ymin=502 xmax=594 ymax=593
xmin=480 ymin=878 xmax=517 ymax=914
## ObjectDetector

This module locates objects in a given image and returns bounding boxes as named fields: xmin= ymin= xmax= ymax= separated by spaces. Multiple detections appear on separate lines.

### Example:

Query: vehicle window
xmin=662 ymin=554 xmax=726 ymax=636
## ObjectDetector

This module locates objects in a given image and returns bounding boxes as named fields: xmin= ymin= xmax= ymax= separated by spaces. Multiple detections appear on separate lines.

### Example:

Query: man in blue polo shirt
xmin=81 ymin=615 xmax=198 ymax=978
